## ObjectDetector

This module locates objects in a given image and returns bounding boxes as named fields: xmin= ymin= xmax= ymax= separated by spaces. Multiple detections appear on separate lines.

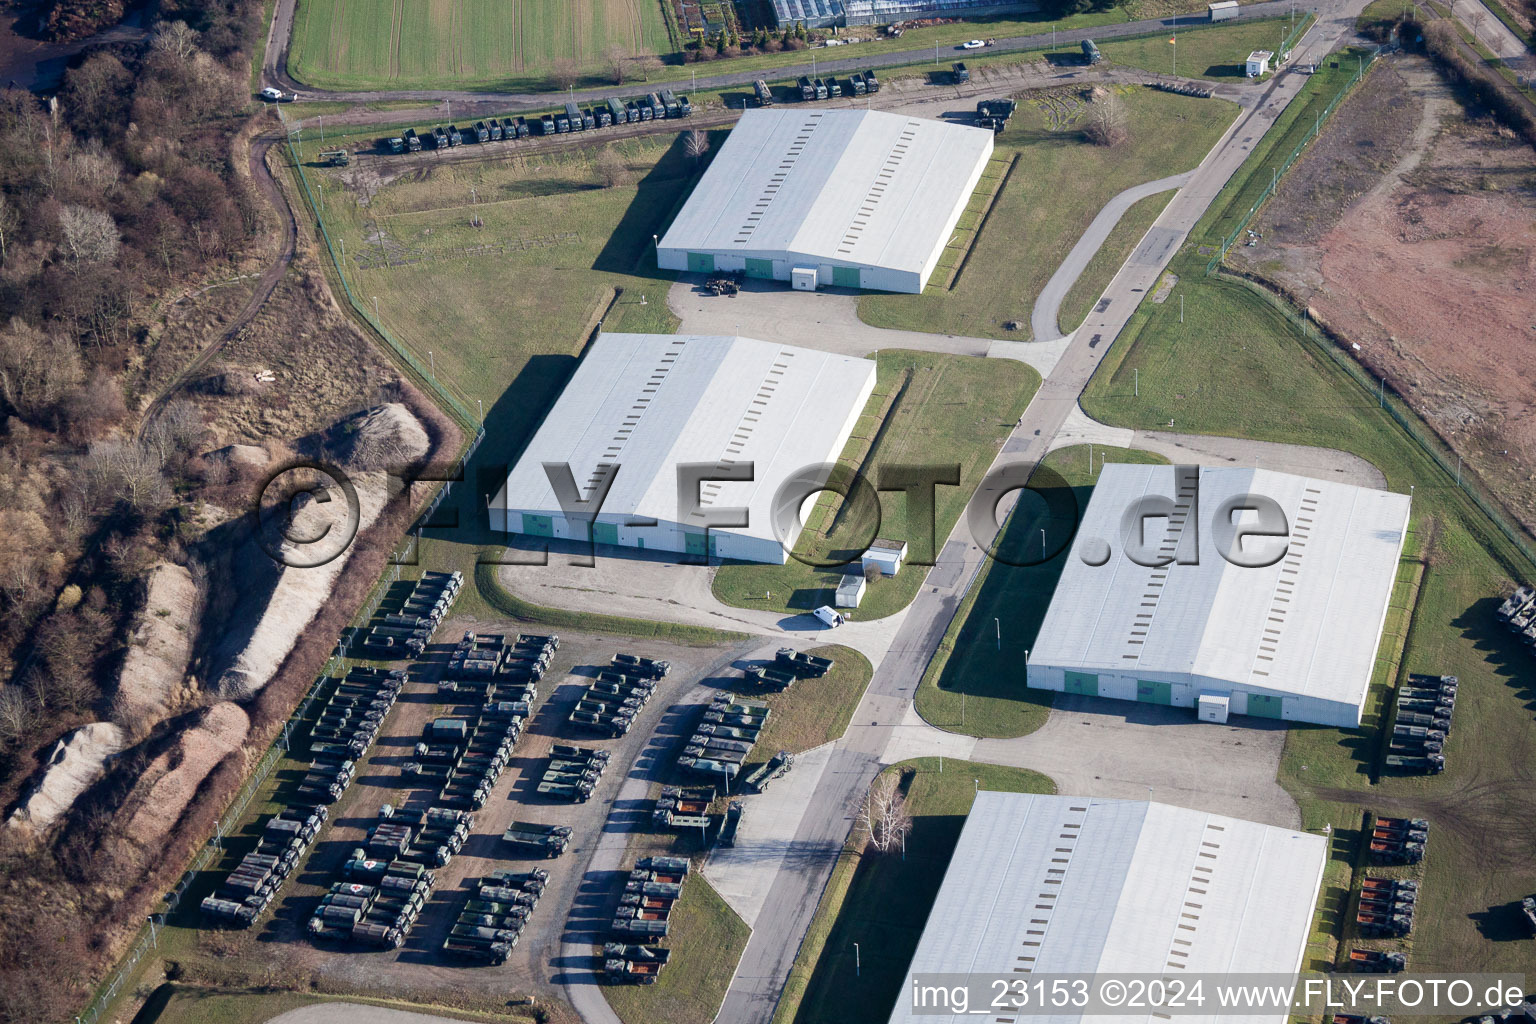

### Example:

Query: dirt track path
xmin=137 ymin=134 xmax=298 ymax=435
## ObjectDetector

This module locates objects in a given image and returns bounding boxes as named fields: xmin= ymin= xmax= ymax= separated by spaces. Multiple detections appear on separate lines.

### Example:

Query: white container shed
xmin=1198 ymin=693 xmax=1231 ymax=723
xmin=835 ymin=573 xmax=866 ymax=608
xmin=791 ymin=266 xmax=818 ymax=291
xmin=861 ymin=538 xmax=907 ymax=576
xmin=1208 ymin=0 xmax=1239 ymax=19
xmin=1247 ymin=49 xmax=1273 ymax=76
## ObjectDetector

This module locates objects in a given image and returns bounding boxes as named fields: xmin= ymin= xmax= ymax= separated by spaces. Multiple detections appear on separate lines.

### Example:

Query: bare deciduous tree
xmin=595 ymin=145 xmax=630 ymax=187
xmin=150 ymin=20 xmax=200 ymax=61
xmin=550 ymin=57 xmax=580 ymax=91
xmin=0 ymin=194 xmax=14 ymax=265
xmin=0 ymin=686 xmax=40 ymax=747
xmin=83 ymin=439 xmax=171 ymax=514
xmin=57 ymin=203 xmax=119 ymax=267
xmin=140 ymin=398 xmax=203 ymax=468
xmin=684 ymin=128 xmax=710 ymax=162
xmin=607 ymin=45 xmax=628 ymax=84
xmin=858 ymin=773 xmax=913 ymax=854
xmin=1084 ymin=92 xmax=1128 ymax=147
xmin=0 ymin=319 xmax=84 ymax=421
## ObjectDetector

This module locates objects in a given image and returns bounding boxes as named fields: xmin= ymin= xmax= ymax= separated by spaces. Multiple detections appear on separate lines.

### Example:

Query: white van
xmin=813 ymin=606 xmax=845 ymax=628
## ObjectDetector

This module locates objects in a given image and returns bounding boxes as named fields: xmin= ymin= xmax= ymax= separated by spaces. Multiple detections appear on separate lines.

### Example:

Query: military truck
xmin=746 ymin=751 xmax=795 ymax=792
xmin=849 ymin=71 xmax=867 ymax=95
xmin=603 ymin=943 xmax=671 ymax=983
xmin=613 ymin=653 xmax=669 ymax=679
xmin=1082 ymin=39 xmax=1102 ymax=64
xmin=777 ymin=648 xmax=834 ymax=677
xmin=503 ymin=820 xmax=572 ymax=857
xmin=755 ymin=79 xmax=774 ymax=106
xmin=1348 ymin=949 xmax=1406 ymax=973
xmin=799 ymin=76 xmax=817 ymax=101
xmin=952 ymin=62 xmax=969 ymax=83
xmin=472 ymin=121 xmax=490 ymax=142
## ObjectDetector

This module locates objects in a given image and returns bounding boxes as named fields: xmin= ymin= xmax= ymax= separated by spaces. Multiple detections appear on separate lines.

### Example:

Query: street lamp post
xmin=995 ymin=617 xmax=1000 ymax=651
xmin=854 ymin=942 xmax=861 ymax=977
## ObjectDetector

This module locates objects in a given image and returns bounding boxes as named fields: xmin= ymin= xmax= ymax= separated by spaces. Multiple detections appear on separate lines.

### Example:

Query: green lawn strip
xmin=724 ymin=647 xmax=874 ymax=773
xmin=143 ymin=986 xmax=537 ymax=1024
xmin=857 ymin=87 xmax=1238 ymax=342
xmin=283 ymin=0 xmax=1234 ymax=94
xmin=1056 ymin=190 xmax=1174 ymax=334
xmin=295 ymin=130 xmax=692 ymax=417
xmin=1100 ymin=15 xmax=1309 ymax=81
xmin=472 ymin=561 xmax=746 ymax=647
xmin=603 ymin=873 xmax=750 ymax=1024
xmin=1076 ymin=47 xmax=1536 ymax=979
xmin=914 ymin=444 xmax=1169 ymax=738
xmin=774 ymin=759 xmax=1056 ymax=1024
xmin=711 ymin=351 xmax=1039 ymax=620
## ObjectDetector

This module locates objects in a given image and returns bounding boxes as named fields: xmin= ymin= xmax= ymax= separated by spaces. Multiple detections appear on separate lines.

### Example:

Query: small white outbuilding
xmin=835 ymin=573 xmax=866 ymax=608
xmin=861 ymin=538 xmax=907 ymax=577
xmin=1247 ymin=49 xmax=1273 ymax=76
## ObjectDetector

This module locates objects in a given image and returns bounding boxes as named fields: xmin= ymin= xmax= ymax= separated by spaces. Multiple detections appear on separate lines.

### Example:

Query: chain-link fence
xmin=1227 ymin=276 xmax=1536 ymax=573
xmin=279 ymin=126 xmax=479 ymax=431
xmin=1207 ymin=47 xmax=1381 ymax=274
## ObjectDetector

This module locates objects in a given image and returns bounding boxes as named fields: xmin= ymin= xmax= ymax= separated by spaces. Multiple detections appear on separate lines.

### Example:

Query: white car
xmin=961 ymin=39 xmax=986 ymax=49
xmin=259 ymin=87 xmax=294 ymax=102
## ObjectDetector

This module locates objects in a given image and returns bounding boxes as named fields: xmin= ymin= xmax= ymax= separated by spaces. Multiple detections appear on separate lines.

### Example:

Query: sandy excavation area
xmin=1233 ymin=56 xmax=1536 ymax=534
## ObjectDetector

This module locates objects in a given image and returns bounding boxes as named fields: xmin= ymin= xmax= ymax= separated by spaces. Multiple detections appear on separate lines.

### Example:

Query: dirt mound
xmin=6 ymin=722 xmax=128 ymax=833
xmin=112 ymin=563 xmax=198 ymax=735
xmin=211 ymin=405 xmax=423 ymax=699
xmin=205 ymin=443 xmax=269 ymax=470
xmin=334 ymin=402 xmax=430 ymax=470
xmin=116 ymin=702 xmax=248 ymax=852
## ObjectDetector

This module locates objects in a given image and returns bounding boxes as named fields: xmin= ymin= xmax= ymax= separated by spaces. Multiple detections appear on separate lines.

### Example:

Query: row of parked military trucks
xmin=359 ymin=570 xmax=462 ymax=659
xmin=1356 ymin=877 xmax=1417 ymax=938
xmin=385 ymin=93 xmax=693 ymax=154
xmin=568 ymin=653 xmax=669 ymax=737
xmin=442 ymin=868 xmax=550 ymax=965
xmin=606 ymin=855 xmax=691 ymax=962
xmin=201 ymin=664 xmax=409 ymax=927
xmin=1497 ymin=584 xmax=1536 ymax=650
xmin=1385 ymin=674 xmax=1456 ymax=775
xmin=789 ymin=68 xmax=882 ymax=103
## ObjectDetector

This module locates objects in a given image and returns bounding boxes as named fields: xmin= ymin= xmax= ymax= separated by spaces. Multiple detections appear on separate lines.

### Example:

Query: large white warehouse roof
xmin=1028 ymin=464 xmax=1410 ymax=724
xmin=490 ymin=333 xmax=876 ymax=563
xmin=658 ymin=109 xmax=994 ymax=286
xmin=888 ymin=792 xmax=1327 ymax=1024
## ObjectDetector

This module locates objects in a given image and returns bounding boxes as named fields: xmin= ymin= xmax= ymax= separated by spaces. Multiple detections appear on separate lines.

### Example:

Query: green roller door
xmin=1137 ymin=679 xmax=1172 ymax=705
xmin=1246 ymin=693 xmax=1283 ymax=719
xmin=687 ymin=252 xmax=716 ymax=273
xmin=522 ymin=513 xmax=553 ymax=538
xmin=1064 ymin=671 xmax=1099 ymax=697
xmin=832 ymin=265 xmax=861 ymax=288
xmin=685 ymin=532 xmax=707 ymax=557
xmin=592 ymin=521 xmax=619 ymax=546
xmin=745 ymin=257 xmax=774 ymax=279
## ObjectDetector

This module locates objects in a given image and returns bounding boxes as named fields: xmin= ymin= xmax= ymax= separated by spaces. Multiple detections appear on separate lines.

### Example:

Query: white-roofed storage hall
xmin=489 ymin=333 xmax=876 ymax=565
xmin=1027 ymin=464 xmax=1411 ymax=727
xmin=657 ymin=109 xmax=994 ymax=294
xmin=888 ymin=792 xmax=1327 ymax=1024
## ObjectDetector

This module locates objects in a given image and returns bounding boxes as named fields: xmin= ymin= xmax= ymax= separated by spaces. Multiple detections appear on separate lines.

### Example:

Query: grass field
xmin=773 ymin=760 xmax=1056 ymax=1024
xmin=1078 ymin=46 xmax=1536 ymax=981
xmin=603 ymin=872 xmax=750 ymax=1024
xmin=913 ymin=445 xmax=1169 ymax=738
xmin=143 ymin=987 xmax=533 ymax=1024
xmin=1057 ymin=190 xmax=1174 ymax=334
xmin=282 ymin=0 xmax=1244 ymax=93
xmin=728 ymin=646 xmax=874 ymax=762
xmin=711 ymin=351 xmax=1039 ymax=620
xmin=1099 ymin=15 xmax=1307 ymax=80
xmin=857 ymin=87 xmax=1238 ymax=342
xmin=288 ymin=0 xmax=672 ymax=91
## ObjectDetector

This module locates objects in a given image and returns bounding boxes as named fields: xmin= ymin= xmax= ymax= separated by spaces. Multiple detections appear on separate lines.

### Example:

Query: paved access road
xmin=262 ymin=0 xmax=1299 ymax=108
xmin=713 ymin=1 xmax=1376 ymax=1020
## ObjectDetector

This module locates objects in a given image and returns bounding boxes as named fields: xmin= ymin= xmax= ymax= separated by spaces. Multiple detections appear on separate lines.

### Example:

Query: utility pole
xmin=995 ymin=617 xmax=1001 ymax=650
xmin=1135 ymin=367 xmax=1139 ymax=396
xmin=429 ymin=349 xmax=435 ymax=378
xmin=1180 ymin=294 xmax=1184 ymax=323
xmin=1040 ymin=528 xmax=1046 ymax=559
xmin=854 ymin=942 xmax=861 ymax=977
xmin=372 ymin=295 xmax=379 ymax=321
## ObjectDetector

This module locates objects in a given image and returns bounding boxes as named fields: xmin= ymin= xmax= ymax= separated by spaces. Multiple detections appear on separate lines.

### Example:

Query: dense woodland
xmin=0 ymin=1 xmax=267 ymax=1019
